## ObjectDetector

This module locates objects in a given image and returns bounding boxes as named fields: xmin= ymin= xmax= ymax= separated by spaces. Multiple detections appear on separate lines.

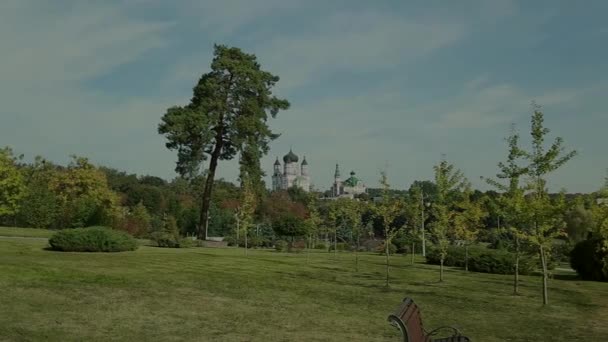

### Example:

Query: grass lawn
xmin=1 ymin=238 xmax=607 ymax=341
xmin=0 ymin=226 xmax=55 ymax=238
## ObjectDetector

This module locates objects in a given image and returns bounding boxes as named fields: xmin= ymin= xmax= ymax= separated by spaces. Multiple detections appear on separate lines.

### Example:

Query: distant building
xmin=597 ymin=197 xmax=608 ymax=206
xmin=271 ymin=149 xmax=311 ymax=192
xmin=330 ymin=164 xmax=366 ymax=199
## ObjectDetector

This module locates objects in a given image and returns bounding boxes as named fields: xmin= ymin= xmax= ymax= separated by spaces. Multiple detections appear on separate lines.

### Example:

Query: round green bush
xmin=49 ymin=227 xmax=138 ymax=252
xmin=376 ymin=242 xmax=397 ymax=255
xmin=274 ymin=240 xmax=288 ymax=252
xmin=570 ymin=236 xmax=608 ymax=282
xmin=315 ymin=242 xmax=327 ymax=250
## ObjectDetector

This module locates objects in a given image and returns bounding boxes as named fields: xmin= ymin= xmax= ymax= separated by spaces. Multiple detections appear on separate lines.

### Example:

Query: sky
xmin=1 ymin=0 xmax=607 ymax=193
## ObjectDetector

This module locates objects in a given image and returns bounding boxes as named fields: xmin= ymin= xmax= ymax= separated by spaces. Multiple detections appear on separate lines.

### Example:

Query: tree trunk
xmin=355 ymin=237 xmax=360 ymax=272
xmin=244 ymin=227 xmax=248 ymax=256
xmin=540 ymin=244 xmax=549 ymax=305
xmin=465 ymin=245 xmax=469 ymax=272
xmin=411 ymin=242 xmax=415 ymax=265
xmin=306 ymin=234 xmax=310 ymax=264
xmin=440 ymin=256 xmax=444 ymax=282
xmin=236 ymin=216 xmax=240 ymax=249
xmin=514 ymin=236 xmax=520 ymax=295
xmin=385 ymin=239 xmax=390 ymax=288
xmin=334 ymin=229 xmax=337 ymax=258
xmin=198 ymin=137 xmax=224 ymax=240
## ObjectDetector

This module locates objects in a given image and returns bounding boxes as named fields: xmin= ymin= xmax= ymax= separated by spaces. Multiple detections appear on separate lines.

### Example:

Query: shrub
xmin=425 ymin=245 xmax=537 ymax=275
xmin=329 ymin=242 xmax=350 ymax=251
xmin=274 ymin=240 xmax=288 ymax=252
xmin=290 ymin=240 xmax=306 ymax=252
xmin=315 ymin=242 xmax=327 ymax=250
xmin=49 ymin=227 xmax=137 ymax=252
xmin=224 ymin=236 xmax=236 ymax=247
xmin=149 ymin=215 xmax=192 ymax=248
xmin=570 ymin=235 xmax=608 ymax=281
xmin=376 ymin=242 xmax=397 ymax=255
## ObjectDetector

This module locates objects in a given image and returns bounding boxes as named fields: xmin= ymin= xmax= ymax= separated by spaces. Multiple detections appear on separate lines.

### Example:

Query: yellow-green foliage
xmin=0 ymin=147 xmax=26 ymax=218
xmin=48 ymin=156 xmax=121 ymax=227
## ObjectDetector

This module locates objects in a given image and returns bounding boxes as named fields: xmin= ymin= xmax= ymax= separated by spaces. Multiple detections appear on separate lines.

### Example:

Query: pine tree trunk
xmin=440 ymin=256 xmax=444 ymax=282
xmin=465 ymin=245 xmax=469 ymax=272
xmin=198 ymin=131 xmax=224 ymax=240
xmin=411 ymin=242 xmax=415 ymax=265
xmin=385 ymin=239 xmax=390 ymax=287
xmin=514 ymin=236 xmax=520 ymax=295
xmin=540 ymin=245 xmax=549 ymax=305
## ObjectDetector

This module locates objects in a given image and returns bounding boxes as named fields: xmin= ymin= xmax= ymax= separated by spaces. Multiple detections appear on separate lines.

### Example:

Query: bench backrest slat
xmin=388 ymin=298 xmax=428 ymax=342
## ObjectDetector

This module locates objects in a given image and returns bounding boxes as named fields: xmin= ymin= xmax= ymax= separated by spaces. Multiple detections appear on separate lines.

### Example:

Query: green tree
xmin=130 ymin=201 xmax=152 ymax=237
xmin=375 ymin=171 xmax=405 ymax=287
xmin=239 ymin=176 xmax=257 ymax=255
xmin=564 ymin=204 xmax=595 ymax=243
xmin=484 ymin=126 xmax=529 ymax=295
xmin=158 ymin=45 xmax=289 ymax=240
xmin=17 ymin=157 xmax=58 ymax=228
xmin=49 ymin=156 xmax=120 ymax=228
xmin=272 ymin=214 xmax=308 ymax=252
xmin=304 ymin=199 xmax=322 ymax=264
xmin=453 ymin=187 xmax=487 ymax=271
xmin=333 ymin=198 xmax=367 ymax=271
xmin=523 ymin=102 xmax=577 ymax=305
xmin=0 ymin=147 xmax=26 ymax=221
xmin=404 ymin=185 xmax=426 ymax=261
xmin=431 ymin=157 xmax=467 ymax=282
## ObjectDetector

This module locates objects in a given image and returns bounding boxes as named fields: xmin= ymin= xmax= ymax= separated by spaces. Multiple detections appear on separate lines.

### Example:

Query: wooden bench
xmin=388 ymin=298 xmax=470 ymax=342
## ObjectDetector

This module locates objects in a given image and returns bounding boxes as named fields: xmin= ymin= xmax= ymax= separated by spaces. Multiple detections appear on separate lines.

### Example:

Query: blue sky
xmin=1 ymin=0 xmax=607 ymax=192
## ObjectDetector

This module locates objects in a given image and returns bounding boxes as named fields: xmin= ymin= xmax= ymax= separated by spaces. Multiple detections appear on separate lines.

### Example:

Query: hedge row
xmin=49 ymin=227 xmax=138 ymax=252
xmin=425 ymin=245 xmax=537 ymax=275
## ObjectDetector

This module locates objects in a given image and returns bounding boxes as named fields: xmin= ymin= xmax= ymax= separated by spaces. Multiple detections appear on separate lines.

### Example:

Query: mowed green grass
xmin=1 ymin=237 xmax=607 ymax=341
xmin=0 ymin=227 xmax=55 ymax=238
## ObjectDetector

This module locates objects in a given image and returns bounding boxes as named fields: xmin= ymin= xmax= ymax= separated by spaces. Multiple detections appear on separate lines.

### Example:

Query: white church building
xmin=272 ymin=149 xmax=311 ymax=192
xmin=330 ymin=164 xmax=367 ymax=199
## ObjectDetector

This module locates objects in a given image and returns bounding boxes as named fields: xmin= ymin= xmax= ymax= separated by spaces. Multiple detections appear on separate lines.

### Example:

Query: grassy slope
xmin=0 ymin=226 xmax=55 ymax=238
xmin=1 ymin=238 xmax=607 ymax=342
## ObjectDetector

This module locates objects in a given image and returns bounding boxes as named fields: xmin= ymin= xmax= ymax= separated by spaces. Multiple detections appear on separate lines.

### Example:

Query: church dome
xmin=301 ymin=156 xmax=308 ymax=166
xmin=283 ymin=149 xmax=299 ymax=163
xmin=274 ymin=157 xmax=281 ymax=166
xmin=343 ymin=171 xmax=360 ymax=187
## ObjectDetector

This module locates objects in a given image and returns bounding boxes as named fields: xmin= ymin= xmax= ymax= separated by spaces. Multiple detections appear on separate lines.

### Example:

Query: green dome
xmin=283 ymin=149 xmax=299 ymax=163
xmin=301 ymin=156 xmax=308 ymax=166
xmin=343 ymin=171 xmax=360 ymax=187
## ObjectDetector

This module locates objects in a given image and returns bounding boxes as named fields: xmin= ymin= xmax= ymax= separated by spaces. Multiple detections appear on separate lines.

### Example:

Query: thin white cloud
xmin=1 ymin=2 xmax=171 ymax=86
xmin=254 ymin=11 xmax=467 ymax=89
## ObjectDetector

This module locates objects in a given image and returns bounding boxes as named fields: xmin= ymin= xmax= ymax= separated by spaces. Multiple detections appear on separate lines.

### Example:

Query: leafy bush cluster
xmin=273 ymin=239 xmax=305 ymax=252
xmin=570 ymin=235 xmax=608 ymax=281
xmin=329 ymin=242 xmax=350 ymax=251
xmin=150 ymin=216 xmax=193 ymax=248
xmin=224 ymin=236 xmax=273 ymax=248
xmin=274 ymin=240 xmax=287 ymax=252
xmin=49 ymin=227 xmax=138 ymax=252
xmin=375 ymin=242 xmax=397 ymax=255
xmin=426 ymin=245 xmax=538 ymax=275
